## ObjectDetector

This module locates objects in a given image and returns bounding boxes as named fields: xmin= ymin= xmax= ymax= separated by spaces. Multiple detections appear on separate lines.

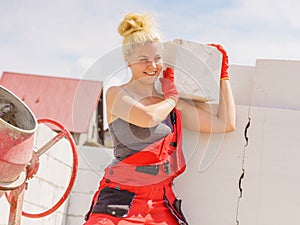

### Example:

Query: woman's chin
xmin=140 ymin=75 xmax=158 ymax=84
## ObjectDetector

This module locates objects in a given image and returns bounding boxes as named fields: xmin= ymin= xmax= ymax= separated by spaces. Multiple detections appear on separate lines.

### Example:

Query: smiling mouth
xmin=144 ymin=71 xmax=157 ymax=76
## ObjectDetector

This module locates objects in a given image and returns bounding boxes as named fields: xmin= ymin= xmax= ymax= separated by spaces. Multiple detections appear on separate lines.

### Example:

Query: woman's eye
xmin=140 ymin=58 xmax=148 ymax=63
xmin=155 ymin=57 xmax=162 ymax=63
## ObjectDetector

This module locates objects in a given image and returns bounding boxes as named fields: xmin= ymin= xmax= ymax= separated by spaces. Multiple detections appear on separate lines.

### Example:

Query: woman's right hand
xmin=159 ymin=67 xmax=179 ymax=102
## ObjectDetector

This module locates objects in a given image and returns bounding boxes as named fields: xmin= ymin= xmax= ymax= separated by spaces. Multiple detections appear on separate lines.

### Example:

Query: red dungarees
xmin=84 ymin=109 xmax=188 ymax=225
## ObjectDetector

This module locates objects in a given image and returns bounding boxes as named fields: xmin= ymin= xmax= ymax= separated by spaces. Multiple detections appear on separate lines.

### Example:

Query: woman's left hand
xmin=208 ymin=43 xmax=229 ymax=80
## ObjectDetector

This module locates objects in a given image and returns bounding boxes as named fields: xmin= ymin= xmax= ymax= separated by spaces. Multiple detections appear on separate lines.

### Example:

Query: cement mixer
xmin=0 ymin=85 xmax=78 ymax=225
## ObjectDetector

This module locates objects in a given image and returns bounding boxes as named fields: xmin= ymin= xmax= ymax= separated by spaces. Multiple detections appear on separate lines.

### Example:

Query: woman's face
xmin=127 ymin=41 xmax=163 ymax=84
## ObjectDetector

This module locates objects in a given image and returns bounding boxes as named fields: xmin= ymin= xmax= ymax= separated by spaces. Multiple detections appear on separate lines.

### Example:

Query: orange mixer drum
xmin=0 ymin=85 xmax=37 ymax=183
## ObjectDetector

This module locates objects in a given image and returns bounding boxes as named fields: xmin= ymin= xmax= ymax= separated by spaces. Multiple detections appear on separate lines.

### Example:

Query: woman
xmin=84 ymin=12 xmax=236 ymax=225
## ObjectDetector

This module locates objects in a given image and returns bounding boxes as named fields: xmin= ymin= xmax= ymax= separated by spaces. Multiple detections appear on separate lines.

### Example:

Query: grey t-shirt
xmin=108 ymin=114 xmax=173 ymax=161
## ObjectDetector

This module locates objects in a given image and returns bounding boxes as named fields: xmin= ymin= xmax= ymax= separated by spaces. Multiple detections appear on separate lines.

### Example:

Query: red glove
xmin=159 ymin=67 xmax=179 ymax=102
xmin=208 ymin=43 xmax=229 ymax=80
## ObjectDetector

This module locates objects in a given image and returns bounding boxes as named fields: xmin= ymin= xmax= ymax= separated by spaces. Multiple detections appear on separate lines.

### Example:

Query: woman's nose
xmin=147 ymin=60 xmax=157 ymax=68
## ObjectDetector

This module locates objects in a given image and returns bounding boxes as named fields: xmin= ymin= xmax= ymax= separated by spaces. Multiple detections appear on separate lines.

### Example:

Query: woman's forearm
xmin=217 ymin=79 xmax=236 ymax=132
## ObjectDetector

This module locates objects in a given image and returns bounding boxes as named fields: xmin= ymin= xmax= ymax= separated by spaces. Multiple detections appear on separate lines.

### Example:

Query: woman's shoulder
xmin=106 ymin=85 xmax=129 ymax=101
xmin=106 ymin=86 xmax=121 ymax=125
xmin=106 ymin=85 xmax=123 ymax=95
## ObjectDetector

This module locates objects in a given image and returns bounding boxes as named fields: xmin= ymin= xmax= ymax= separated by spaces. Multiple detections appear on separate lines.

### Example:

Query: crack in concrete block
xmin=244 ymin=118 xmax=251 ymax=147
xmin=238 ymin=169 xmax=245 ymax=198
xmin=236 ymin=117 xmax=251 ymax=225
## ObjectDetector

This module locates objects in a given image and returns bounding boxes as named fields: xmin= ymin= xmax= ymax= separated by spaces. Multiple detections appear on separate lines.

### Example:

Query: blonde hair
xmin=118 ymin=13 xmax=162 ymax=58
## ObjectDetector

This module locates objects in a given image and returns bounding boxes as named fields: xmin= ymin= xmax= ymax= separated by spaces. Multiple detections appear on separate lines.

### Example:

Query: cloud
xmin=162 ymin=0 xmax=300 ymax=65
xmin=0 ymin=0 xmax=133 ymax=77
xmin=0 ymin=0 xmax=300 ymax=79
xmin=220 ymin=0 xmax=300 ymax=64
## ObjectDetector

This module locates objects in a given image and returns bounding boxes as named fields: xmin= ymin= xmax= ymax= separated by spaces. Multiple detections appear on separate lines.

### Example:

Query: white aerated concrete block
xmin=229 ymin=64 xmax=255 ymax=106
xmin=237 ymin=106 xmax=300 ymax=225
xmin=174 ymin=105 xmax=249 ymax=225
xmin=251 ymin=59 xmax=300 ymax=109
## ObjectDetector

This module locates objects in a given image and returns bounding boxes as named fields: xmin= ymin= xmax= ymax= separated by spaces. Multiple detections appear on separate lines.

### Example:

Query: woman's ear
xmin=125 ymin=55 xmax=131 ymax=67
xmin=125 ymin=56 xmax=132 ymax=68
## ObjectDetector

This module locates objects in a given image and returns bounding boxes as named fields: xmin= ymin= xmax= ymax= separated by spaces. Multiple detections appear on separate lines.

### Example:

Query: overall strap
xmin=103 ymin=109 xmax=186 ymax=186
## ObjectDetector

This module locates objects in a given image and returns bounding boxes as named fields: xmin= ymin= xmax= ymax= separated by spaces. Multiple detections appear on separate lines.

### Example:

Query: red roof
xmin=0 ymin=72 xmax=102 ymax=133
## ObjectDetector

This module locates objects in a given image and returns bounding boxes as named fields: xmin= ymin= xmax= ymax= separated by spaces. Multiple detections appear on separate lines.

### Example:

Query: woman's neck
xmin=123 ymin=80 xmax=161 ymax=101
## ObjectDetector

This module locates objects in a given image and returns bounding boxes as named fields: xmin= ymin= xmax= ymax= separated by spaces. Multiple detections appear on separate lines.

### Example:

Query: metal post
xmin=8 ymin=183 xmax=26 ymax=225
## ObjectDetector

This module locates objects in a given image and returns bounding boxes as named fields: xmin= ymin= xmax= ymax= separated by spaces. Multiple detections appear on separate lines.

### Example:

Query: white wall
xmin=236 ymin=59 xmax=300 ymax=225
xmin=174 ymin=59 xmax=300 ymax=225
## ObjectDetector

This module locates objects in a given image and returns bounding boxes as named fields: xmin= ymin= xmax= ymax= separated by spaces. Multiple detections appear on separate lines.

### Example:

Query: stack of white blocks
xmin=174 ymin=59 xmax=300 ymax=225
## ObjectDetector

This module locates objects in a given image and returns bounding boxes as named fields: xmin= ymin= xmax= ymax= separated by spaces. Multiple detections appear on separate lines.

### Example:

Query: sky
xmin=1 ymin=0 xmax=300 ymax=78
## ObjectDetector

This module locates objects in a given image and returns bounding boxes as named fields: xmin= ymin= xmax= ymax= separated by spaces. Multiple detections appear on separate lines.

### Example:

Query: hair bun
xmin=118 ymin=13 xmax=151 ymax=38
